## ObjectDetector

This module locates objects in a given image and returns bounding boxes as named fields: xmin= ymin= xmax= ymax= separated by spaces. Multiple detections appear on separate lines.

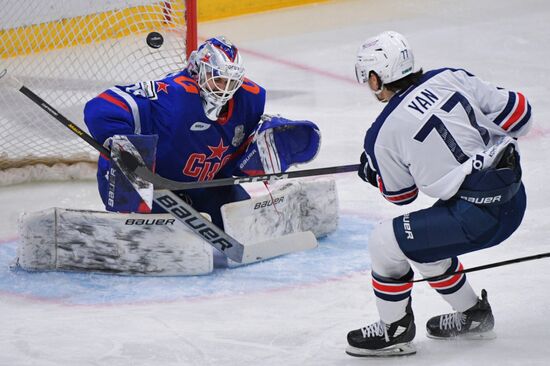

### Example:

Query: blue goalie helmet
xmin=188 ymin=36 xmax=246 ymax=120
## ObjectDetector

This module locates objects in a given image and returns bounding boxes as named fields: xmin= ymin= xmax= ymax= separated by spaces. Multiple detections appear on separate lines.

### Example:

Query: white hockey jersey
xmin=364 ymin=68 xmax=532 ymax=204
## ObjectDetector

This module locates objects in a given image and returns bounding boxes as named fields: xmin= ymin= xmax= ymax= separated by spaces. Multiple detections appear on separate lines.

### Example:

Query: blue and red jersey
xmin=84 ymin=69 xmax=266 ymax=182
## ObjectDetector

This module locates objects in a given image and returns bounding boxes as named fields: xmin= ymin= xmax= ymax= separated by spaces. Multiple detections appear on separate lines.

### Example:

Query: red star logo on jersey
xmin=156 ymin=81 xmax=169 ymax=94
xmin=207 ymin=138 xmax=229 ymax=160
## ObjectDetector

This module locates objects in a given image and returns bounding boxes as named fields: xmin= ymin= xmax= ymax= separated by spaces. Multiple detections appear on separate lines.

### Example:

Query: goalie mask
xmin=188 ymin=36 xmax=245 ymax=120
xmin=355 ymin=31 xmax=414 ymax=86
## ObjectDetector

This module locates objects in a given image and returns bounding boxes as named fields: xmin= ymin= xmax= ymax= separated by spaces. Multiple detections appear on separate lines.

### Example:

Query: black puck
xmin=146 ymin=32 xmax=164 ymax=49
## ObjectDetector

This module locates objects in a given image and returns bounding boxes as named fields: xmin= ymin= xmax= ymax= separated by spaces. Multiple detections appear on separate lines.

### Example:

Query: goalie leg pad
xmin=221 ymin=178 xmax=338 ymax=267
xmin=298 ymin=179 xmax=339 ymax=237
xmin=16 ymin=208 xmax=213 ymax=276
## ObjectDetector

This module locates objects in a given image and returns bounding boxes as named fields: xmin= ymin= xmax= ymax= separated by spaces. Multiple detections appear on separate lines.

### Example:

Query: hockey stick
xmin=409 ymin=252 xmax=550 ymax=283
xmin=0 ymin=69 xmax=319 ymax=263
xmin=120 ymin=150 xmax=359 ymax=190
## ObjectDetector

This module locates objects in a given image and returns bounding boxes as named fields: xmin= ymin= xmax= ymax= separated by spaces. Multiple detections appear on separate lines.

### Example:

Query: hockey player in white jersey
xmin=346 ymin=31 xmax=531 ymax=357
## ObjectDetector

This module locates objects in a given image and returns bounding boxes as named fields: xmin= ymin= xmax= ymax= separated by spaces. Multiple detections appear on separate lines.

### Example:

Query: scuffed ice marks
xmin=0 ymin=214 xmax=373 ymax=304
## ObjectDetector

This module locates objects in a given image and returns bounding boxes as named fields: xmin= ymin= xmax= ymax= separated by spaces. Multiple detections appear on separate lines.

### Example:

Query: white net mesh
xmin=0 ymin=0 xmax=189 ymax=185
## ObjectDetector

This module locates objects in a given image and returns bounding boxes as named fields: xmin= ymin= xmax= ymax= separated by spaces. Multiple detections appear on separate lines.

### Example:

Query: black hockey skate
xmin=346 ymin=301 xmax=416 ymax=357
xmin=426 ymin=289 xmax=496 ymax=340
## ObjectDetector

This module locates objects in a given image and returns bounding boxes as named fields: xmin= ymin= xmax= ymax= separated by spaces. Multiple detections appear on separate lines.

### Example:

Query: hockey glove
xmin=358 ymin=152 xmax=378 ymax=188
xmin=98 ymin=134 xmax=157 ymax=213
xmin=236 ymin=115 xmax=321 ymax=175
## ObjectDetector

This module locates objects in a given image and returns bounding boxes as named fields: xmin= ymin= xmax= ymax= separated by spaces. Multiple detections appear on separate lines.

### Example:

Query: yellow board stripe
xmin=1 ymin=0 xmax=329 ymax=58
xmin=198 ymin=0 xmax=330 ymax=22
xmin=0 ymin=3 xmax=185 ymax=59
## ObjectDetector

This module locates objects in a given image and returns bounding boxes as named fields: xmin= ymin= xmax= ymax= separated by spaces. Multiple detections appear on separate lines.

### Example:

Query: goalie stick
xmin=0 ymin=69 xmax=318 ymax=263
xmin=119 ymin=150 xmax=359 ymax=190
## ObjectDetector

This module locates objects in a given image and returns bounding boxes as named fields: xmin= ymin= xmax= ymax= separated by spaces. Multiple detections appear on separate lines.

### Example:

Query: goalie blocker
xmin=15 ymin=179 xmax=338 ymax=275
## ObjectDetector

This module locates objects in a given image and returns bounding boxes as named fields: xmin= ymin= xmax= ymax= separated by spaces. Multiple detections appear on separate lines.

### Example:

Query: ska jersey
xmin=364 ymin=68 xmax=532 ymax=204
xmin=84 ymin=69 xmax=266 ymax=182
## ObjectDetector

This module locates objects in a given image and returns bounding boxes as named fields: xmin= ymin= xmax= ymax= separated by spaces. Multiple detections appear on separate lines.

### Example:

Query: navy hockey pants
xmin=393 ymin=180 xmax=526 ymax=264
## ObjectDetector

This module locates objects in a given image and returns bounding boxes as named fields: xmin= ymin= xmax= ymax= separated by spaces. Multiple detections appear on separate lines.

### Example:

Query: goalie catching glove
xmin=236 ymin=114 xmax=321 ymax=175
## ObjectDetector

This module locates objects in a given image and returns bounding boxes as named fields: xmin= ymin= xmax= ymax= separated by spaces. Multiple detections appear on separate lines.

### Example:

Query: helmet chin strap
xmin=369 ymin=72 xmax=390 ymax=103
xmin=373 ymin=85 xmax=390 ymax=103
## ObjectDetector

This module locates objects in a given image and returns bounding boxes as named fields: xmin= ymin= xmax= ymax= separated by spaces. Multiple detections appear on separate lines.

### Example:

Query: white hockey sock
xmin=420 ymin=257 xmax=479 ymax=312
xmin=437 ymin=280 xmax=478 ymax=312
xmin=376 ymin=297 xmax=410 ymax=324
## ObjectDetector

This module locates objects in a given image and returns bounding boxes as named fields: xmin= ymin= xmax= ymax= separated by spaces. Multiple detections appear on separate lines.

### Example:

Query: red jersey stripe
xmin=502 ymin=92 xmax=526 ymax=130
xmin=385 ymin=188 xmax=418 ymax=202
xmin=98 ymin=92 xmax=130 ymax=113
xmin=242 ymin=170 xmax=265 ymax=176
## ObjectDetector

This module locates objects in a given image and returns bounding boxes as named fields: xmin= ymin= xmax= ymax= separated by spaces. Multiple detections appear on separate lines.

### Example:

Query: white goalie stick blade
xmin=345 ymin=343 xmax=416 ymax=357
xmin=236 ymin=231 xmax=317 ymax=266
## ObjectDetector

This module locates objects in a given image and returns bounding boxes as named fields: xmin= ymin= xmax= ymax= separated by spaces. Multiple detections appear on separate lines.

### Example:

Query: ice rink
xmin=1 ymin=0 xmax=550 ymax=364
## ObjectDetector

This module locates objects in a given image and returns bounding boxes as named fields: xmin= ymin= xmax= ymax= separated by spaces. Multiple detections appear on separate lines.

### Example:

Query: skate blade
xmin=427 ymin=330 xmax=497 ymax=340
xmin=346 ymin=342 xmax=416 ymax=357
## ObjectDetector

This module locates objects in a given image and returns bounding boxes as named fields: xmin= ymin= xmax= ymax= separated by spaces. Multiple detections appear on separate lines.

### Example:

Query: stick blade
xmin=0 ymin=68 xmax=23 ymax=89
xmin=236 ymin=231 xmax=318 ymax=266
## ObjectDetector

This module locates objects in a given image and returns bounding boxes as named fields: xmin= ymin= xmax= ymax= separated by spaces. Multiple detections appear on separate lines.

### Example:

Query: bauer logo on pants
xmin=403 ymin=213 xmax=414 ymax=239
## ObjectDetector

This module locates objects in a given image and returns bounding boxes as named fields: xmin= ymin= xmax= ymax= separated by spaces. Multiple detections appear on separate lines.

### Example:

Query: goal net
xmin=0 ymin=0 xmax=197 ymax=186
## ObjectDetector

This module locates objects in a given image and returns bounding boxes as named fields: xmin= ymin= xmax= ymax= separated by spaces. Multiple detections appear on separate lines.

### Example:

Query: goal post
xmin=0 ymin=0 xmax=197 ymax=186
